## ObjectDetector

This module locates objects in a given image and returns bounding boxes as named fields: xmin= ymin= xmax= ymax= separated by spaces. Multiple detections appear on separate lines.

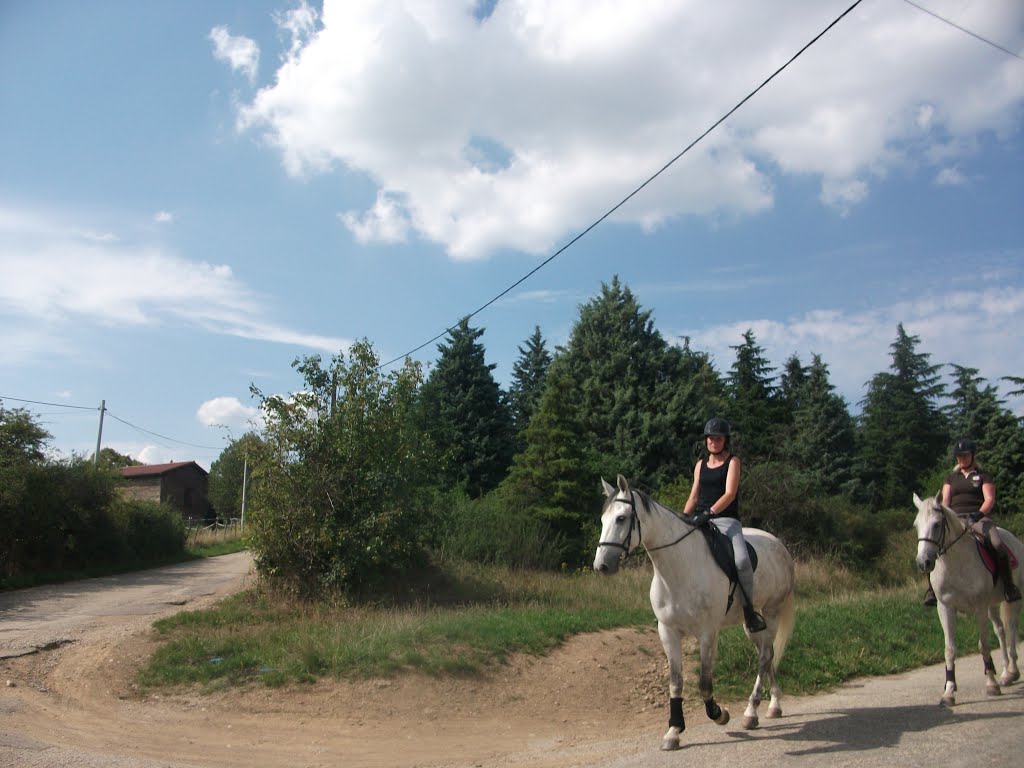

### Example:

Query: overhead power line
xmin=377 ymin=0 xmax=866 ymax=370
xmin=0 ymin=395 xmax=99 ymax=411
xmin=902 ymin=0 xmax=1024 ymax=60
xmin=104 ymin=411 xmax=222 ymax=451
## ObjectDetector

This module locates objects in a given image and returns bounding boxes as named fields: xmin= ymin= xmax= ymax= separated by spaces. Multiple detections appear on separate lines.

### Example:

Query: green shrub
xmin=120 ymin=500 xmax=186 ymax=560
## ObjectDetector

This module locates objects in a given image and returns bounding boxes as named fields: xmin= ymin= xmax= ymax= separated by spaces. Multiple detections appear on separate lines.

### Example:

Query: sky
xmin=1 ymin=0 xmax=1022 ymax=470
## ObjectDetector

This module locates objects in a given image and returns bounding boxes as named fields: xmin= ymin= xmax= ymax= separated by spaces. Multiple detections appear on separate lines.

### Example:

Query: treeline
xmin=218 ymin=277 xmax=1024 ymax=598
xmin=0 ymin=413 xmax=186 ymax=585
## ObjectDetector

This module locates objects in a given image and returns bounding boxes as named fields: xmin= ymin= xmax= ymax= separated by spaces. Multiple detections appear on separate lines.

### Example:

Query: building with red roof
xmin=117 ymin=461 xmax=211 ymax=522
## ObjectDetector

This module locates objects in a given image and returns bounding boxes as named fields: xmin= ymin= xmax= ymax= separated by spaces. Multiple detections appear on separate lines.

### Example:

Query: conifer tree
xmin=726 ymin=329 xmax=781 ymax=461
xmin=508 ymin=326 xmax=552 ymax=447
xmin=857 ymin=323 xmax=947 ymax=509
xmin=418 ymin=317 xmax=514 ymax=496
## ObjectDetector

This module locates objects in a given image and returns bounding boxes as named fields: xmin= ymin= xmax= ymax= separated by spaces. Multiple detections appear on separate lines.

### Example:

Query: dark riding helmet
xmin=953 ymin=438 xmax=977 ymax=456
xmin=703 ymin=417 xmax=731 ymax=437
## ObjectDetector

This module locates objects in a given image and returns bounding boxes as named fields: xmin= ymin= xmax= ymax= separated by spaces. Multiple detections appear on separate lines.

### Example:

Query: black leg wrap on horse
xmin=669 ymin=697 xmax=685 ymax=730
xmin=945 ymin=668 xmax=956 ymax=685
xmin=984 ymin=657 xmax=996 ymax=674
xmin=705 ymin=699 xmax=722 ymax=721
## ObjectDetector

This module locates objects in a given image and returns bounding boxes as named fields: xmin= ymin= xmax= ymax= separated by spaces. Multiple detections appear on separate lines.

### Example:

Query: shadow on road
xmin=710 ymin=687 xmax=1024 ymax=757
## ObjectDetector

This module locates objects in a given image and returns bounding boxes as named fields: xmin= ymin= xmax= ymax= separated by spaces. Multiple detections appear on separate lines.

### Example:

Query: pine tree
xmin=788 ymin=355 xmax=857 ymax=494
xmin=508 ymin=326 xmax=552 ymax=447
xmin=857 ymin=323 xmax=947 ymax=509
xmin=418 ymin=317 xmax=514 ymax=496
xmin=501 ymin=360 xmax=599 ymax=560
xmin=726 ymin=329 xmax=780 ymax=461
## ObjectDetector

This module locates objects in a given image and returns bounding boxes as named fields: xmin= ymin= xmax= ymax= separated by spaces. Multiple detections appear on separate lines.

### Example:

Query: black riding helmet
xmin=953 ymin=438 xmax=977 ymax=457
xmin=703 ymin=417 xmax=731 ymax=437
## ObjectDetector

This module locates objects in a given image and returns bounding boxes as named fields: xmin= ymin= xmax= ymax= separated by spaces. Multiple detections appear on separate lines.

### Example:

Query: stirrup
xmin=923 ymin=587 xmax=937 ymax=607
xmin=743 ymin=606 xmax=767 ymax=633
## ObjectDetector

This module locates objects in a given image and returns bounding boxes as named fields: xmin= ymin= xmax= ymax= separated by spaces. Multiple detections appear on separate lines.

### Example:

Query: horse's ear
xmin=601 ymin=477 xmax=616 ymax=497
xmin=934 ymin=490 xmax=942 ymax=505
xmin=617 ymin=474 xmax=629 ymax=493
xmin=913 ymin=493 xmax=923 ymax=507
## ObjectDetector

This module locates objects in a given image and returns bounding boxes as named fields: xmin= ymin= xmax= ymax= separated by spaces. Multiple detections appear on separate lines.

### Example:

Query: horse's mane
xmin=633 ymin=488 xmax=686 ymax=521
xmin=917 ymin=494 xmax=966 ymax=533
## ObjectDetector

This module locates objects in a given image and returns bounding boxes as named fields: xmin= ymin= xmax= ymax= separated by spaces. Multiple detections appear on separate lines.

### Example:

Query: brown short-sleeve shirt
xmin=945 ymin=467 xmax=992 ymax=516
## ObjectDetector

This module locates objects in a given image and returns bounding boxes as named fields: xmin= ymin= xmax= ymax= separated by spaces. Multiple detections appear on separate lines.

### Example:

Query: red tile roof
xmin=118 ymin=461 xmax=207 ymax=478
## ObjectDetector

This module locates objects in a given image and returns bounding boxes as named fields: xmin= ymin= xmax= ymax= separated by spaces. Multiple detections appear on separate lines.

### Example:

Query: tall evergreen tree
xmin=787 ymin=355 xmax=857 ymax=494
xmin=945 ymin=365 xmax=1002 ymax=441
xmin=418 ymin=318 xmax=514 ymax=496
xmin=558 ymin=277 xmax=701 ymax=487
xmin=857 ymin=323 xmax=947 ymax=509
xmin=779 ymin=353 xmax=808 ymax=415
xmin=508 ymin=326 xmax=552 ymax=446
xmin=501 ymin=360 xmax=599 ymax=560
xmin=726 ymin=329 xmax=780 ymax=461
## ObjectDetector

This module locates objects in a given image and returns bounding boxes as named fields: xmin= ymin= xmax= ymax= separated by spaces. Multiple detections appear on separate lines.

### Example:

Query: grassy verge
xmin=138 ymin=555 xmax=989 ymax=699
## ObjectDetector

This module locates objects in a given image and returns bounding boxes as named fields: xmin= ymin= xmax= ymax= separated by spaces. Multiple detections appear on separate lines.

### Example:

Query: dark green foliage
xmin=501 ymin=360 xmax=603 ymax=563
xmin=118 ymin=500 xmax=186 ymax=561
xmin=857 ymin=324 xmax=948 ymax=509
xmin=726 ymin=329 xmax=782 ymax=461
xmin=557 ymin=277 xmax=706 ymax=487
xmin=785 ymin=355 xmax=858 ymax=495
xmin=508 ymin=325 xmax=552 ymax=447
xmin=417 ymin=318 xmax=514 ymax=497
xmin=208 ymin=433 xmax=262 ymax=522
xmin=95 ymin=447 xmax=142 ymax=469
xmin=742 ymin=461 xmax=891 ymax=566
xmin=430 ymin=487 xmax=565 ymax=569
xmin=248 ymin=340 xmax=435 ymax=598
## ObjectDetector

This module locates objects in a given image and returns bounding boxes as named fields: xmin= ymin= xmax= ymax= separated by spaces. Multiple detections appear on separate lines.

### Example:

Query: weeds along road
xmin=0 ymin=551 xmax=1022 ymax=768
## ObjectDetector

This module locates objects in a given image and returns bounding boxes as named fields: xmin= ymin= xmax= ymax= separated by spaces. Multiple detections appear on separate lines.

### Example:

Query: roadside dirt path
xmin=1 ymin=553 xmax=1021 ymax=767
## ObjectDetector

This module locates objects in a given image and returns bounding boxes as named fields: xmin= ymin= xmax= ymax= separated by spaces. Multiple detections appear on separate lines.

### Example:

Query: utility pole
xmin=240 ymin=457 xmax=248 ymax=532
xmin=94 ymin=399 xmax=106 ymax=466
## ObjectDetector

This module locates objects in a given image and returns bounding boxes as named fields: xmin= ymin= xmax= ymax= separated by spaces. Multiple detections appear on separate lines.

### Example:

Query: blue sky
xmin=1 ymin=0 xmax=1022 ymax=469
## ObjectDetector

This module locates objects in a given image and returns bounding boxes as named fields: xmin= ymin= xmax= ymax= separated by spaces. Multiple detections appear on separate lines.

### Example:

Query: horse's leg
xmin=937 ymin=601 xmax=957 ymax=706
xmin=1005 ymin=602 xmax=1021 ymax=684
xmin=657 ymin=621 xmax=685 ymax=751
xmin=976 ymin=609 xmax=1002 ymax=696
xmin=764 ymin=628 xmax=783 ymax=719
xmin=989 ymin=605 xmax=1014 ymax=687
xmin=697 ymin=630 xmax=729 ymax=727
xmin=742 ymin=632 xmax=773 ymax=729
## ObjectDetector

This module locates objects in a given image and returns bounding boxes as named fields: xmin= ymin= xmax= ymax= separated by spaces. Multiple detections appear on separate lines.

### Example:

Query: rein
xmin=918 ymin=510 xmax=972 ymax=557
xmin=598 ymin=491 xmax=704 ymax=555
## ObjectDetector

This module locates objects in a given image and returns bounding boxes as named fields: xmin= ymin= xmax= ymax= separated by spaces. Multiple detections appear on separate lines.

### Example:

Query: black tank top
xmin=697 ymin=454 xmax=739 ymax=519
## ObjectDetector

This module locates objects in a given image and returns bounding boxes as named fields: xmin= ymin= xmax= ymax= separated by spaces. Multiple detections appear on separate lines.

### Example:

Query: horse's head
xmin=593 ymin=474 xmax=640 ymax=575
xmin=913 ymin=491 xmax=960 ymax=573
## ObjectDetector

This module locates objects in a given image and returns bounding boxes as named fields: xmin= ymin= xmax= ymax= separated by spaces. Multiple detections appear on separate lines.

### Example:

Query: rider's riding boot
xmin=743 ymin=604 xmax=767 ymax=633
xmin=996 ymin=548 xmax=1021 ymax=603
xmin=923 ymin=584 xmax=937 ymax=607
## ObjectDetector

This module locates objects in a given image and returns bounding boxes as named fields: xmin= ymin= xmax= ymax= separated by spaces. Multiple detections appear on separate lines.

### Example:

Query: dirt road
xmin=1 ymin=553 xmax=1021 ymax=768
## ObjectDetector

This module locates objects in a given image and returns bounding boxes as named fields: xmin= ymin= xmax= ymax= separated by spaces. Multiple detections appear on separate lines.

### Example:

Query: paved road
xmin=0 ymin=552 xmax=253 ymax=659
xmin=0 ymin=553 xmax=1022 ymax=768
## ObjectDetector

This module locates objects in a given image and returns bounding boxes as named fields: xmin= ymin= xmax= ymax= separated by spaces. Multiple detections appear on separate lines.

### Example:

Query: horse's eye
xmin=616 ymin=515 xmax=626 ymax=525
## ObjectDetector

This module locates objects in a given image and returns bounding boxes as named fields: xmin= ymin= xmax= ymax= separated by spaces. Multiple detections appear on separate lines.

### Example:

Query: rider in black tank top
xmin=697 ymin=454 xmax=739 ymax=519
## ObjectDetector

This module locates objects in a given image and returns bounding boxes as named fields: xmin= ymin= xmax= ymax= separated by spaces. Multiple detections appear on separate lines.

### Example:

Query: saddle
xmin=698 ymin=524 xmax=758 ymax=612
xmin=960 ymin=518 xmax=1019 ymax=585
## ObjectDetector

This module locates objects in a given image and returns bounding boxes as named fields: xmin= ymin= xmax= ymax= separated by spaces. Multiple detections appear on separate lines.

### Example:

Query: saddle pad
xmin=699 ymin=524 xmax=758 ymax=583
xmin=977 ymin=541 xmax=1019 ymax=575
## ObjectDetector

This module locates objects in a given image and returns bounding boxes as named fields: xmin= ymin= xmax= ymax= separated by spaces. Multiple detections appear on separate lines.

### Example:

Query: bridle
xmin=597 ymin=491 xmax=704 ymax=556
xmin=917 ymin=506 xmax=972 ymax=558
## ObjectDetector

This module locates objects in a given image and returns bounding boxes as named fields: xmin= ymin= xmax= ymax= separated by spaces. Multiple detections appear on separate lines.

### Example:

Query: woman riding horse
xmin=682 ymin=417 xmax=767 ymax=633
xmin=924 ymin=437 xmax=1022 ymax=605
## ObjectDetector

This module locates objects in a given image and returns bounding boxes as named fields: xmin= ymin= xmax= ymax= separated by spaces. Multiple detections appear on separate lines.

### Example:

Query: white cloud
xmin=197 ymin=396 xmax=264 ymax=433
xmin=0 ymin=205 xmax=351 ymax=364
xmin=935 ymin=167 xmax=967 ymax=186
xmin=154 ymin=210 xmax=175 ymax=223
xmin=210 ymin=26 xmax=260 ymax=82
xmin=673 ymin=285 xmax=1024 ymax=413
xmin=229 ymin=0 xmax=1024 ymax=260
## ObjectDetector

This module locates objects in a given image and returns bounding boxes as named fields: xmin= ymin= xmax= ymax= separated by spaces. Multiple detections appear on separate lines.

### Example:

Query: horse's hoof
xmin=939 ymin=696 xmax=955 ymax=707
xmin=742 ymin=715 xmax=759 ymax=730
xmin=715 ymin=708 xmax=730 ymax=726
xmin=660 ymin=739 xmax=681 ymax=751
xmin=999 ymin=672 xmax=1020 ymax=686
xmin=986 ymin=684 xmax=1002 ymax=697
xmin=766 ymin=706 xmax=782 ymax=719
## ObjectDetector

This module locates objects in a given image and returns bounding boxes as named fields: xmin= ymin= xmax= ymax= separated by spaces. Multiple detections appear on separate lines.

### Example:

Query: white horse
xmin=593 ymin=475 xmax=796 ymax=751
xmin=913 ymin=492 xmax=1022 ymax=706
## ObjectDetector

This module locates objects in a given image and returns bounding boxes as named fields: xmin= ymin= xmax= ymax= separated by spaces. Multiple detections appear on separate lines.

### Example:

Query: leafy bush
xmin=431 ymin=487 xmax=565 ymax=570
xmin=120 ymin=500 xmax=186 ymax=560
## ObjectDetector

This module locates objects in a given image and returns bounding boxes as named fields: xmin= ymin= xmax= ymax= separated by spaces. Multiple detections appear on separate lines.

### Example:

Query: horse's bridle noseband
xmin=597 ymin=493 xmax=641 ymax=554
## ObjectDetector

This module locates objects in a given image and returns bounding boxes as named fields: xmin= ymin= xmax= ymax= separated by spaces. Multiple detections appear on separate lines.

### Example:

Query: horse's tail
xmin=772 ymin=589 xmax=795 ymax=674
